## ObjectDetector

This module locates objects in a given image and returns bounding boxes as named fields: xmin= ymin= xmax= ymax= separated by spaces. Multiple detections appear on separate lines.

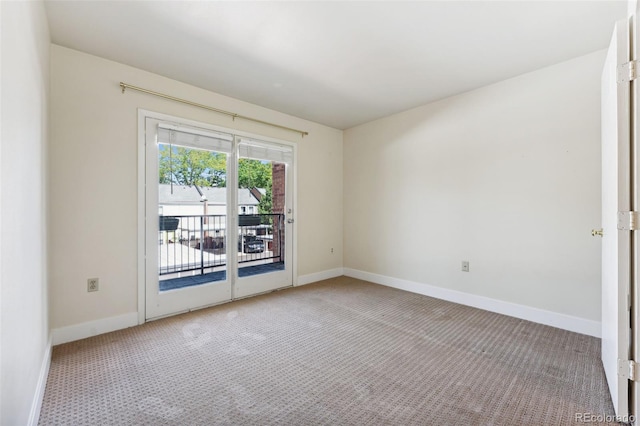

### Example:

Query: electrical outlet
xmin=87 ymin=278 xmax=99 ymax=292
xmin=461 ymin=261 xmax=470 ymax=272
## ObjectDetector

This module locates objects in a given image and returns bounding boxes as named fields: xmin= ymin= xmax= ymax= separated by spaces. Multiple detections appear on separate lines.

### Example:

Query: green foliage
xmin=158 ymin=146 xmax=274 ymax=212
xmin=238 ymin=158 xmax=271 ymax=189
xmin=238 ymin=159 xmax=273 ymax=214
xmin=258 ymin=181 xmax=273 ymax=215
xmin=159 ymin=144 xmax=227 ymax=187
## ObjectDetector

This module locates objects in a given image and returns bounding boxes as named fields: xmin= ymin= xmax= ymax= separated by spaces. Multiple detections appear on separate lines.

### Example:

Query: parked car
xmin=239 ymin=235 xmax=265 ymax=253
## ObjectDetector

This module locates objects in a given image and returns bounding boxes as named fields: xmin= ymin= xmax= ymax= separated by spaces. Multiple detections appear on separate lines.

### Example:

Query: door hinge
xmin=618 ymin=359 xmax=639 ymax=382
xmin=618 ymin=61 xmax=639 ymax=83
xmin=617 ymin=211 xmax=640 ymax=231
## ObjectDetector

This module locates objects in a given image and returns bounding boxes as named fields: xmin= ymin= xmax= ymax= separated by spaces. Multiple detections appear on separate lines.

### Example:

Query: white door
xmin=601 ymin=18 xmax=632 ymax=418
xmin=233 ymin=137 xmax=294 ymax=299
xmin=631 ymin=9 xmax=640 ymax=418
xmin=145 ymin=118 xmax=234 ymax=319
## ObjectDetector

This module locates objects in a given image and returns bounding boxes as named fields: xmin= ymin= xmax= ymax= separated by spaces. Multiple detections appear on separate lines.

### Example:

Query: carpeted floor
xmin=39 ymin=276 xmax=616 ymax=425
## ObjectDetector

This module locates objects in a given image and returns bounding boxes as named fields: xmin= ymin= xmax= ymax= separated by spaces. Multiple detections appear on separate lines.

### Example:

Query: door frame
xmin=137 ymin=109 xmax=298 ymax=324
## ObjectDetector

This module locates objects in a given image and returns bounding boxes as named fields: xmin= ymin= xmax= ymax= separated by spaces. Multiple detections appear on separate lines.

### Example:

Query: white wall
xmin=344 ymin=50 xmax=604 ymax=326
xmin=0 ymin=1 xmax=50 ymax=424
xmin=49 ymin=45 xmax=343 ymax=331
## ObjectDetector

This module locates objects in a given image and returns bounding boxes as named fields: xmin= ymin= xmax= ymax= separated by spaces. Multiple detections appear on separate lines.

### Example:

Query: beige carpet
xmin=39 ymin=276 xmax=615 ymax=425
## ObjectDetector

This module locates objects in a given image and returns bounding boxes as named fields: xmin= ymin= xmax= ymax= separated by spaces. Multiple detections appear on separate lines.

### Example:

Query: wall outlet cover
xmin=87 ymin=278 xmax=99 ymax=292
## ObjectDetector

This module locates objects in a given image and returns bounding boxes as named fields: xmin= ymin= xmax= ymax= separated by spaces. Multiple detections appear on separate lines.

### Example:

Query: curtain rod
xmin=119 ymin=82 xmax=309 ymax=137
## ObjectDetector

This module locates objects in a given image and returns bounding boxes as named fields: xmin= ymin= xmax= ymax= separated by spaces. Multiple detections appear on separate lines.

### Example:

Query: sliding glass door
xmin=234 ymin=138 xmax=294 ymax=298
xmin=144 ymin=116 xmax=294 ymax=320
xmin=145 ymin=118 xmax=234 ymax=319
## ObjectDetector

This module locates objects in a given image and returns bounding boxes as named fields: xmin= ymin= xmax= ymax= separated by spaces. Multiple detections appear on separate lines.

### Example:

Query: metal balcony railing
xmin=158 ymin=214 xmax=285 ymax=278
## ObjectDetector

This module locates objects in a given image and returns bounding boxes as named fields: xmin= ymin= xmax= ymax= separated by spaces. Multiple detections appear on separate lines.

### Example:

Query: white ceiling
xmin=45 ymin=1 xmax=628 ymax=130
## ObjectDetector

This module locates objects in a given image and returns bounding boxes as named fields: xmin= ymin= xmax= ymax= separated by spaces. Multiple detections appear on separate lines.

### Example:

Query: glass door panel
xmin=146 ymin=119 xmax=233 ymax=319
xmin=157 ymin=145 xmax=228 ymax=291
xmin=234 ymin=139 xmax=293 ymax=298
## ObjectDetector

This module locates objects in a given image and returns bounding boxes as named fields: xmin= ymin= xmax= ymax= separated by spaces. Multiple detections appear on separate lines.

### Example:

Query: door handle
xmin=592 ymin=228 xmax=604 ymax=237
xmin=287 ymin=218 xmax=294 ymax=224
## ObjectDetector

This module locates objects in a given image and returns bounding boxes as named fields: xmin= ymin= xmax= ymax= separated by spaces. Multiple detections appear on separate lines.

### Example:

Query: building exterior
xmin=158 ymin=184 xmax=270 ymax=251
xmin=158 ymin=184 xmax=261 ymax=216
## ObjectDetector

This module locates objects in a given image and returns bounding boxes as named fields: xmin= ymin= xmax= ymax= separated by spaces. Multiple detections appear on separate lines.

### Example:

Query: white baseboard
xmin=28 ymin=335 xmax=52 ymax=426
xmin=297 ymin=268 xmax=344 ymax=286
xmin=51 ymin=270 xmax=338 ymax=345
xmin=344 ymin=268 xmax=601 ymax=338
xmin=52 ymin=312 xmax=139 ymax=345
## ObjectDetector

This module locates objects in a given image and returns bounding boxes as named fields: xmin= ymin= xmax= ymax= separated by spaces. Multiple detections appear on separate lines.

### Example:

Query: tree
xmin=238 ymin=158 xmax=271 ymax=189
xmin=238 ymin=159 xmax=273 ymax=214
xmin=159 ymin=144 xmax=227 ymax=186
xmin=158 ymin=147 xmax=273 ymax=212
xmin=258 ymin=181 xmax=272 ymax=215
